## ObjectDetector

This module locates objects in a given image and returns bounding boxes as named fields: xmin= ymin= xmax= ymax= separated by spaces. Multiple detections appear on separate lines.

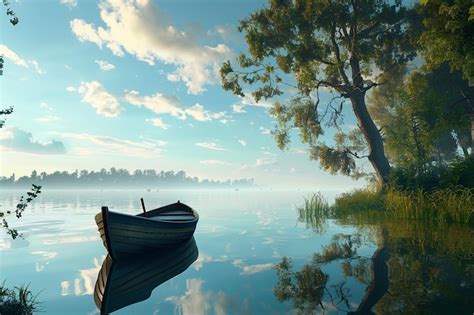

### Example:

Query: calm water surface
xmin=0 ymin=190 xmax=473 ymax=314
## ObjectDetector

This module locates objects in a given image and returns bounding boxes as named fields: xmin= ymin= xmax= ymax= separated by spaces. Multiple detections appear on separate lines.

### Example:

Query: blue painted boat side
xmin=95 ymin=202 xmax=198 ymax=260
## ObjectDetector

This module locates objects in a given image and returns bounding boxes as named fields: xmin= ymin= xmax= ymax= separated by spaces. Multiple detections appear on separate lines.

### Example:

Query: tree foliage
xmin=221 ymin=0 xmax=420 ymax=185
xmin=367 ymin=63 xmax=471 ymax=173
xmin=419 ymin=0 xmax=474 ymax=81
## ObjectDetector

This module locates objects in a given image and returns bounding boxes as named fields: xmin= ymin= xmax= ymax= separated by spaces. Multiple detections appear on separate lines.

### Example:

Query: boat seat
xmin=149 ymin=215 xmax=195 ymax=221
xmin=161 ymin=210 xmax=193 ymax=215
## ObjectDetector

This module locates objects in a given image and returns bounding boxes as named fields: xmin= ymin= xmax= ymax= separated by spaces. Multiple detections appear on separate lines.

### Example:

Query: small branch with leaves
xmin=2 ymin=0 xmax=19 ymax=26
xmin=1 ymin=184 xmax=42 ymax=239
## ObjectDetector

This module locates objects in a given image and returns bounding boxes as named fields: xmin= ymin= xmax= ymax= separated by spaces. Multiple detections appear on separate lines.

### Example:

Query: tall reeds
xmin=385 ymin=188 xmax=474 ymax=225
xmin=299 ymin=188 xmax=474 ymax=226
xmin=297 ymin=193 xmax=331 ymax=233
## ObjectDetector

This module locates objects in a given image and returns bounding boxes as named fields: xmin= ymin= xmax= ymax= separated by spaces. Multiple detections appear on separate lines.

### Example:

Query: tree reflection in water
xmin=274 ymin=233 xmax=368 ymax=314
xmin=275 ymin=212 xmax=474 ymax=314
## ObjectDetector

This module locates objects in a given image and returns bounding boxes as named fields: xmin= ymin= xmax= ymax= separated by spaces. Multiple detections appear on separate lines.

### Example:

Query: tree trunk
xmin=470 ymin=113 xmax=474 ymax=157
xmin=348 ymin=227 xmax=390 ymax=315
xmin=469 ymin=80 xmax=474 ymax=157
xmin=350 ymin=92 xmax=391 ymax=189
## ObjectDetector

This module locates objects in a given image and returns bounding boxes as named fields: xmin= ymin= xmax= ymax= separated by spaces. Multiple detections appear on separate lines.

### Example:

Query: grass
xmin=334 ymin=190 xmax=384 ymax=215
xmin=0 ymin=281 xmax=41 ymax=315
xmin=297 ymin=193 xmax=332 ymax=233
xmin=299 ymin=187 xmax=474 ymax=226
xmin=385 ymin=188 xmax=474 ymax=224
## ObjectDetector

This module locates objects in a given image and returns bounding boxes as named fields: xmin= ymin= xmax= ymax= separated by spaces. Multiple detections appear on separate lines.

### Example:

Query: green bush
xmin=440 ymin=157 xmax=474 ymax=188
xmin=0 ymin=282 xmax=40 ymax=315
xmin=333 ymin=189 xmax=384 ymax=215
xmin=388 ymin=157 xmax=474 ymax=192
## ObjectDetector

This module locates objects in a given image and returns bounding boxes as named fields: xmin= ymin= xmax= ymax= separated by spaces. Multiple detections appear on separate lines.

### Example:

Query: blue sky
xmin=0 ymin=0 xmax=365 ymax=189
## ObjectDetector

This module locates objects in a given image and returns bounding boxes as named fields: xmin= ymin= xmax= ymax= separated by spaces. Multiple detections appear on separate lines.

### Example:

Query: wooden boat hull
xmin=95 ymin=202 xmax=198 ymax=260
xmin=94 ymin=237 xmax=198 ymax=314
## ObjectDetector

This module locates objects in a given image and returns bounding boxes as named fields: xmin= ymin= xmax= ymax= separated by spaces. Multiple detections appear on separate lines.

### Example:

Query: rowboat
xmin=95 ymin=200 xmax=199 ymax=260
xmin=94 ymin=237 xmax=198 ymax=314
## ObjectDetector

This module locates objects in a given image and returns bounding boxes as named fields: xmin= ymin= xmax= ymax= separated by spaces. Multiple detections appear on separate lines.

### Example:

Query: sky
xmin=0 ymin=0 xmax=365 ymax=189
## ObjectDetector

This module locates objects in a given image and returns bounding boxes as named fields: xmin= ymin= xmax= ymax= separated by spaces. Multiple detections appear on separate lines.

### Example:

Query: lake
xmin=1 ymin=190 xmax=473 ymax=314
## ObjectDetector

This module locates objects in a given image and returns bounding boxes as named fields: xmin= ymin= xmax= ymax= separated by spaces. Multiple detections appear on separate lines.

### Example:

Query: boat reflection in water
xmin=93 ymin=237 xmax=198 ymax=314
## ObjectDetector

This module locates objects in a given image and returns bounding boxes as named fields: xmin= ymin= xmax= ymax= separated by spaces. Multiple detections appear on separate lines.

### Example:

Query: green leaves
xmin=419 ymin=0 xmax=474 ymax=81
xmin=1 ymin=184 xmax=42 ymax=240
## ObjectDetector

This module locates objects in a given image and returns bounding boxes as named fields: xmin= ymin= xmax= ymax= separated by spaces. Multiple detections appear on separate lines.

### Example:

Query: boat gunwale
xmin=107 ymin=209 xmax=199 ymax=224
xmin=101 ymin=206 xmax=116 ymax=261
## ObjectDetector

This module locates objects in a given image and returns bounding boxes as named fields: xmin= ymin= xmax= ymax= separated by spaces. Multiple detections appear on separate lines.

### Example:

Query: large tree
xmin=221 ymin=0 xmax=419 ymax=188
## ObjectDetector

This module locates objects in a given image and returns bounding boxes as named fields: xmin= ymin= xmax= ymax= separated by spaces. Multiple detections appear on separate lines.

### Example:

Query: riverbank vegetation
xmin=299 ymin=157 xmax=474 ymax=226
xmin=300 ymin=187 xmax=473 ymax=228
xmin=0 ymin=282 xmax=40 ymax=315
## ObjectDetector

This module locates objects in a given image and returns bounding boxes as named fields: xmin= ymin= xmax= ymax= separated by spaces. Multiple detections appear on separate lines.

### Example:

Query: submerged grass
xmin=300 ymin=188 xmax=474 ymax=226
xmin=0 ymin=281 xmax=41 ymax=315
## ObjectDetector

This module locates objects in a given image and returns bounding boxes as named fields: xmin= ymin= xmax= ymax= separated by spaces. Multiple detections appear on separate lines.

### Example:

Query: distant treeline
xmin=0 ymin=168 xmax=254 ymax=189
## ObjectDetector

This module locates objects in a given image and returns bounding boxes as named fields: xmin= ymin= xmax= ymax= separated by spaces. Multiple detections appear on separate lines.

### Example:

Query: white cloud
xmin=232 ymin=259 xmax=274 ymax=275
xmin=185 ymin=104 xmax=225 ymax=122
xmin=255 ymin=157 xmax=277 ymax=167
xmin=195 ymin=142 xmax=226 ymax=151
xmin=167 ymin=279 xmax=236 ymax=315
xmin=259 ymin=126 xmax=271 ymax=135
xmin=148 ymin=118 xmax=169 ymax=129
xmin=36 ymin=115 xmax=60 ymax=123
xmin=70 ymin=19 xmax=104 ymax=47
xmin=192 ymin=254 xmax=213 ymax=271
xmin=200 ymin=160 xmax=231 ymax=166
xmin=262 ymin=151 xmax=277 ymax=156
xmin=95 ymin=59 xmax=115 ymax=71
xmin=54 ymin=132 xmax=164 ymax=158
xmin=32 ymin=251 xmax=58 ymax=260
xmin=240 ymin=157 xmax=277 ymax=170
xmin=69 ymin=81 xmax=122 ymax=117
xmin=238 ymin=139 xmax=246 ymax=146
xmin=212 ymin=25 xmax=239 ymax=43
xmin=0 ymin=45 xmax=46 ymax=74
xmin=0 ymin=44 xmax=27 ymax=67
xmin=61 ymin=0 xmax=77 ymax=8
xmin=125 ymin=90 xmax=225 ymax=122
xmin=70 ymin=257 xmax=103 ymax=296
xmin=125 ymin=90 xmax=185 ymax=119
xmin=232 ymin=104 xmax=246 ymax=113
xmin=39 ymin=102 xmax=53 ymax=111
xmin=29 ymin=60 xmax=46 ymax=75
xmin=139 ymin=136 xmax=167 ymax=147
xmin=167 ymin=73 xmax=179 ymax=82
xmin=70 ymin=0 xmax=232 ymax=94
xmin=231 ymin=94 xmax=273 ymax=113
xmin=0 ymin=127 xmax=66 ymax=155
